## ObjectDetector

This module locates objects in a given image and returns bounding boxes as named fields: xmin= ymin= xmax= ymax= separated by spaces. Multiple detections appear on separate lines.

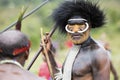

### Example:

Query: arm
xmin=41 ymin=33 xmax=59 ymax=79
xmin=92 ymin=48 xmax=111 ymax=80
xmin=110 ymin=61 xmax=119 ymax=80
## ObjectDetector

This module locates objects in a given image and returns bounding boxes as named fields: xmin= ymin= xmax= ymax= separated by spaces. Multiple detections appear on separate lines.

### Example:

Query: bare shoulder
xmin=23 ymin=69 xmax=46 ymax=80
xmin=0 ymin=64 xmax=45 ymax=80
xmin=91 ymin=44 xmax=110 ymax=70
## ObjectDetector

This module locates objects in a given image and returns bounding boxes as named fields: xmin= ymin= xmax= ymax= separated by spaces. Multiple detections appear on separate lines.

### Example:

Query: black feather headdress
xmin=52 ymin=0 xmax=105 ymax=33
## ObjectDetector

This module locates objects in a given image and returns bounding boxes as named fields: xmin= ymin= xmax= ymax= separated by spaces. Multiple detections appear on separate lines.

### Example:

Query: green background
xmin=0 ymin=0 xmax=120 ymax=79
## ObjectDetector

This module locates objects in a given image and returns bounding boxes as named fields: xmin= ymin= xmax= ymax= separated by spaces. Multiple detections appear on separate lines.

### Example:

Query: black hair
xmin=0 ymin=30 xmax=30 ymax=59
xmin=52 ymin=0 xmax=105 ymax=34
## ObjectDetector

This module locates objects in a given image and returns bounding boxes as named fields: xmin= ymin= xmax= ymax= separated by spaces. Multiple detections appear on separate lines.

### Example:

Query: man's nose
xmin=72 ymin=25 xmax=80 ymax=32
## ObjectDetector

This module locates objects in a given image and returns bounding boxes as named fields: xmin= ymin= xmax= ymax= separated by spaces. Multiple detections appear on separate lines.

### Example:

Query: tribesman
xmin=42 ymin=0 xmax=111 ymax=80
xmin=0 ymin=9 xmax=45 ymax=80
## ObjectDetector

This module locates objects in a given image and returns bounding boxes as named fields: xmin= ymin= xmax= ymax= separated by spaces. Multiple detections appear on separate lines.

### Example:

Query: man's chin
xmin=72 ymin=40 xmax=81 ymax=45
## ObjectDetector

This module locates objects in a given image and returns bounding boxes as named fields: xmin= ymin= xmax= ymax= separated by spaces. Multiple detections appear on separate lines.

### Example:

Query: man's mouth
xmin=71 ymin=33 xmax=82 ymax=40
xmin=72 ymin=35 xmax=81 ymax=40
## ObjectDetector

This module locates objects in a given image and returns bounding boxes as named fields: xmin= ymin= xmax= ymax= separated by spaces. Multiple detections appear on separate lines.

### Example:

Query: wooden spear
xmin=40 ymin=28 xmax=54 ymax=78
xmin=0 ymin=0 xmax=49 ymax=33
xmin=27 ymin=24 xmax=57 ymax=70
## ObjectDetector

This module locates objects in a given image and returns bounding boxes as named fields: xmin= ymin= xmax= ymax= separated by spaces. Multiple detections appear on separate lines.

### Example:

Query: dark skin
xmin=0 ymin=51 xmax=44 ymax=80
xmin=110 ymin=61 xmax=119 ymax=80
xmin=0 ymin=30 xmax=43 ymax=80
xmin=71 ymin=37 xmax=110 ymax=80
xmin=42 ymin=24 xmax=111 ymax=80
xmin=100 ymin=41 xmax=118 ymax=80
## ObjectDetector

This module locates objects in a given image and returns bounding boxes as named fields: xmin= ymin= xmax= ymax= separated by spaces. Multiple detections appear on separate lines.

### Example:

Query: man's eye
xmin=68 ymin=27 xmax=73 ymax=31
xmin=79 ymin=26 xmax=86 ymax=31
xmin=79 ymin=27 xmax=84 ymax=31
xmin=79 ymin=28 xmax=83 ymax=31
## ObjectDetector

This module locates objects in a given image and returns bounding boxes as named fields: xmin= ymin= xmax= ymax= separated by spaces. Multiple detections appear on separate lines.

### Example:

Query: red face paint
xmin=13 ymin=41 xmax=31 ymax=56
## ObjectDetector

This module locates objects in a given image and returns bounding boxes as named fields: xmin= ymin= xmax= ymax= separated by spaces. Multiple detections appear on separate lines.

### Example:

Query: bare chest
xmin=72 ymin=50 xmax=92 ymax=77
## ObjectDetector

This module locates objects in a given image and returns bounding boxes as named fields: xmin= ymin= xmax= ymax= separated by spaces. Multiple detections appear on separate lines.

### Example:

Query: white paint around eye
xmin=65 ymin=22 xmax=89 ymax=34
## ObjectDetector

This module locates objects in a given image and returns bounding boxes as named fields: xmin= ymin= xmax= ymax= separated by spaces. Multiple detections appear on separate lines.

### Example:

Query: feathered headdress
xmin=16 ymin=7 xmax=27 ymax=31
xmin=52 ymin=0 xmax=105 ymax=33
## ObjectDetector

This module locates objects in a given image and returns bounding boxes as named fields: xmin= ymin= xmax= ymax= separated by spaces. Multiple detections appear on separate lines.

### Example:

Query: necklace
xmin=0 ymin=60 xmax=23 ymax=68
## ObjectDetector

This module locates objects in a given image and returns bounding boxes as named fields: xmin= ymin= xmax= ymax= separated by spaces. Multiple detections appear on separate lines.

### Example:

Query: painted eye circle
xmin=68 ymin=27 xmax=73 ymax=31
xmin=79 ymin=28 xmax=83 ymax=31
xmin=65 ymin=25 xmax=74 ymax=33
xmin=79 ymin=25 xmax=86 ymax=31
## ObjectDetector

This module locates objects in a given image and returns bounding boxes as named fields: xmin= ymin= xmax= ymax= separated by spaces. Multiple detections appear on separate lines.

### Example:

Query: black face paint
xmin=68 ymin=19 xmax=86 ymax=25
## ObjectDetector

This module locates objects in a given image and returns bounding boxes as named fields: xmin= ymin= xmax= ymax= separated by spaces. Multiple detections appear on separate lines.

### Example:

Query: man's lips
xmin=71 ymin=33 xmax=82 ymax=40
xmin=72 ymin=36 xmax=81 ymax=40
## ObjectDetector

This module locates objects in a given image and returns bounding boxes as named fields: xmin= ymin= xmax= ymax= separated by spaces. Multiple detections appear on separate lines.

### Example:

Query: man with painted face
xmin=42 ymin=0 xmax=111 ymax=80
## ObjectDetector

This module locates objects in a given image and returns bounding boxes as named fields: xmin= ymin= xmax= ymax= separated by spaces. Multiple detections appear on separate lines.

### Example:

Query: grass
xmin=0 ymin=0 xmax=120 ymax=79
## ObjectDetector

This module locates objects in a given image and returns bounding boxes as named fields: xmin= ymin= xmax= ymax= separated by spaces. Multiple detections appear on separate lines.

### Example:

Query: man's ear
xmin=24 ymin=50 xmax=29 ymax=60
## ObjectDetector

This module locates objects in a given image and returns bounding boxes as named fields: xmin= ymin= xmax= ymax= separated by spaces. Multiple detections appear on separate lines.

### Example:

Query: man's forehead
xmin=68 ymin=24 xmax=85 ymax=27
xmin=67 ymin=18 xmax=87 ymax=25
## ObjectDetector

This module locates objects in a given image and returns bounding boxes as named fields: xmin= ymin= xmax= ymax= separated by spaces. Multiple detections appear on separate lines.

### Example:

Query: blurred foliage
xmin=0 ymin=0 xmax=120 ymax=79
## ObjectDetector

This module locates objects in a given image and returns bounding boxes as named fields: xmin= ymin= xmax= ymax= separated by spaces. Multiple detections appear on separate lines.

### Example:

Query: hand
xmin=41 ymin=32 xmax=52 ymax=54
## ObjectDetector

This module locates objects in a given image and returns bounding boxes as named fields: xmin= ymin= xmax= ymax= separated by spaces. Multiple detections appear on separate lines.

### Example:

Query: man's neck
xmin=74 ymin=36 xmax=94 ymax=48
xmin=0 ymin=59 xmax=23 ymax=68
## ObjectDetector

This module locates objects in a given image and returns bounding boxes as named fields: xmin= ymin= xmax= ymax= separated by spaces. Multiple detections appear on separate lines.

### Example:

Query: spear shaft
xmin=27 ymin=24 xmax=57 ymax=70
xmin=0 ymin=0 xmax=49 ymax=33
